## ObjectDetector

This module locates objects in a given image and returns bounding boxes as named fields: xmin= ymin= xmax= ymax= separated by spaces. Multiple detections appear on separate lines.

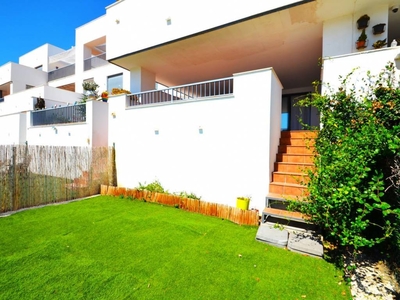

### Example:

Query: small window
xmin=26 ymin=85 xmax=34 ymax=90
xmin=35 ymin=65 xmax=43 ymax=70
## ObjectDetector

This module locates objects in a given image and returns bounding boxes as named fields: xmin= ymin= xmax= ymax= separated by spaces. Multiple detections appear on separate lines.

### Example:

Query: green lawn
xmin=0 ymin=196 xmax=351 ymax=299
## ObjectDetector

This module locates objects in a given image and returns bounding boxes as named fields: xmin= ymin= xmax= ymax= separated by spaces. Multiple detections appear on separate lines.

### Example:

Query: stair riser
xmin=281 ymin=131 xmax=318 ymax=139
xmin=279 ymin=138 xmax=315 ymax=147
xmin=276 ymin=154 xmax=313 ymax=164
xmin=272 ymin=173 xmax=309 ymax=185
xmin=269 ymin=184 xmax=309 ymax=196
xmin=274 ymin=163 xmax=314 ymax=173
xmin=278 ymin=145 xmax=314 ymax=155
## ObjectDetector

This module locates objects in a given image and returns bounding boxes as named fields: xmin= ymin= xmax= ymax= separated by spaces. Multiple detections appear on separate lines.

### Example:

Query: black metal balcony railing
xmin=31 ymin=104 xmax=86 ymax=126
xmin=128 ymin=77 xmax=234 ymax=107
xmin=84 ymin=54 xmax=108 ymax=71
xmin=48 ymin=64 xmax=75 ymax=81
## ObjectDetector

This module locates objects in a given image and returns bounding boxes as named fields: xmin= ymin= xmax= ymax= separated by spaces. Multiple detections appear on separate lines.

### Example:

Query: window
xmin=35 ymin=65 xmax=43 ymax=70
xmin=107 ymin=73 xmax=123 ymax=92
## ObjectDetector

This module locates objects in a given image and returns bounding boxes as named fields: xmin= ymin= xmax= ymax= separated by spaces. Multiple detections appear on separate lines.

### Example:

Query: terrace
xmin=31 ymin=103 xmax=86 ymax=126
xmin=126 ymin=77 xmax=234 ymax=107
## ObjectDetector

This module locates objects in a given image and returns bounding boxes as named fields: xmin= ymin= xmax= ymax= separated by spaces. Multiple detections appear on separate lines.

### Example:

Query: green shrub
xmin=177 ymin=191 xmax=201 ymax=200
xmin=294 ymin=63 xmax=400 ymax=252
xmin=136 ymin=180 xmax=166 ymax=193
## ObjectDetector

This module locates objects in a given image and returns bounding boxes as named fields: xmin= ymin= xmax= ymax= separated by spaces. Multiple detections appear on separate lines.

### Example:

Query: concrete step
xmin=256 ymin=224 xmax=289 ymax=248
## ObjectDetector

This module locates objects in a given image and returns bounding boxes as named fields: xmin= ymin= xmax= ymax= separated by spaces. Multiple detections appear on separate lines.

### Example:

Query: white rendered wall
xmin=76 ymin=15 xmax=108 ymax=93
xmin=0 ymin=63 xmax=47 ymax=94
xmin=106 ymin=0 xmax=306 ymax=60
xmin=89 ymin=100 xmax=109 ymax=147
xmin=323 ymin=5 xmax=389 ymax=57
xmin=0 ymin=113 xmax=26 ymax=145
xmin=26 ymin=100 xmax=108 ymax=147
xmin=0 ymin=86 xmax=80 ymax=116
xmin=19 ymin=44 xmax=65 ymax=72
xmin=322 ymin=47 xmax=400 ymax=93
xmin=108 ymin=68 xmax=282 ymax=212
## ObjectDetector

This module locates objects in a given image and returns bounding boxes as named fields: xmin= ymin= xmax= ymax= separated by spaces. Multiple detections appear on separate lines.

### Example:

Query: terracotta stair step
xmin=278 ymin=145 xmax=315 ymax=155
xmin=269 ymin=182 xmax=309 ymax=197
xmin=272 ymin=171 xmax=309 ymax=185
xmin=276 ymin=153 xmax=313 ymax=164
xmin=279 ymin=137 xmax=315 ymax=147
xmin=280 ymin=130 xmax=318 ymax=139
xmin=262 ymin=207 xmax=308 ymax=222
xmin=274 ymin=162 xmax=314 ymax=173
xmin=266 ymin=193 xmax=306 ymax=202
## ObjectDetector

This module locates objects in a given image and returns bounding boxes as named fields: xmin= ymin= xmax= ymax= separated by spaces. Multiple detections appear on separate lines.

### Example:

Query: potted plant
xmin=101 ymin=91 xmax=109 ymax=102
xmin=356 ymin=29 xmax=368 ymax=49
xmin=236 ymin=196 xmax=251 ymax=210
xmin=373 ymin=39 xmax=387 ymax=49
xmin=372 ymin=23 xmax=386 ymax=35
xmin=81 ymin=81 xmax=99 ymax=103
xmin=357 ymin=14 xmax=370 ymax=29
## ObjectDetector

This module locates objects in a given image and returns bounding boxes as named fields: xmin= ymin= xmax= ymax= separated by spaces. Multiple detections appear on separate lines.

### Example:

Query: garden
xmin=0 ymin=196 xmax=351 ymax=299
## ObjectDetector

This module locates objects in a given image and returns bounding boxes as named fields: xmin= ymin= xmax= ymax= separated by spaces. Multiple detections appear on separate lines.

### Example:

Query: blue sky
xmin=0 ymin=0 xmax=115 ymax=66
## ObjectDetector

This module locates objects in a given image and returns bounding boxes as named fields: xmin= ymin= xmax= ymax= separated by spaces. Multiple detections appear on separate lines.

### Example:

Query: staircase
xmin=256 ymin=130 xmax=323 ymax=257
xmin=267 ymin=130 xmax=316 ymax=204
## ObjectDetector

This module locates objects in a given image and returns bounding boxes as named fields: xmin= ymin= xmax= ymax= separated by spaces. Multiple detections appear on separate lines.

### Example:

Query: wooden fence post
xmin=11 ymin=146 xmax=17 ymax=211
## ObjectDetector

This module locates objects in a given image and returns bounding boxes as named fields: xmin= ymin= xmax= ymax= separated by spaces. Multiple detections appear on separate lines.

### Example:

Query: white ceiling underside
xmin=110 ymin=0 xmax=399 ymax=90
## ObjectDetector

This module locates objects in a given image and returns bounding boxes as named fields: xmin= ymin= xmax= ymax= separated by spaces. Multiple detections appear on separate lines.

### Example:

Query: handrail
xmin=127 ymin=77 xmax=233 ymax=106
xmin=31 ymin=104 xmax=86 ymax=126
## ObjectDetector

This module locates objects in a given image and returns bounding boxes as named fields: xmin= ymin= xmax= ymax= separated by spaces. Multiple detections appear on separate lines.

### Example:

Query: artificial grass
xmin=0 ymin=196 xmax=351 ymax=299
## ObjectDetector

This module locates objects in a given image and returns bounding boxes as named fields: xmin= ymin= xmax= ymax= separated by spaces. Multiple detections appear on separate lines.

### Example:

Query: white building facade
xmin=0 ymin=0 xmax=399 ymax=211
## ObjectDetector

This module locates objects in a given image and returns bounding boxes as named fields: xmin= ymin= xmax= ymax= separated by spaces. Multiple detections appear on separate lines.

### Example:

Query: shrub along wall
xmin=295 ymin=63 xmax=400 ymax=263
xmin=101 ymin=185 xmax=259 ymax=226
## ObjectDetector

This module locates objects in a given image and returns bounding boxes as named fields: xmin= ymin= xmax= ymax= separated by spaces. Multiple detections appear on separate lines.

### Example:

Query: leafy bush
xmin=294 ymin=63 xmax=400 ymax=252
xmin=177 ymin=191 xmax=201 ymax=200
xmin=136 ymin=180 xmax=166 ymax=193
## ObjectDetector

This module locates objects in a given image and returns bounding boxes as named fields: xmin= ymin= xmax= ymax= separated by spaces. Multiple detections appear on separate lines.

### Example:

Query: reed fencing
xmin=101 ymin=185 xmax=259 ymax=226
xmin=0 ymin=145 xmax=115 ymax=212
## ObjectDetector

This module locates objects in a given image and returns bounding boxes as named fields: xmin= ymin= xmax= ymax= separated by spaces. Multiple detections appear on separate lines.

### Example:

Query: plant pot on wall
xmin=356 ymin=29 xmax=368 ymax=49
xmin=356 ymin=40 xmax=368 ymax=49
xmin=372 ymin=23 xmax=386 ymax=34
xmin=373 ymin=39 xmax=387 ymax=49
xmin=357 ymin=14 xmax=370 ymax=29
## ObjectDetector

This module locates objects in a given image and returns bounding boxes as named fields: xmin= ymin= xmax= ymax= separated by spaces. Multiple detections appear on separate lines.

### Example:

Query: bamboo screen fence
xmin=101 ymin=185 xmax=260 ymax=226
xmin=0 ymin=145 xmax=115 ymax=212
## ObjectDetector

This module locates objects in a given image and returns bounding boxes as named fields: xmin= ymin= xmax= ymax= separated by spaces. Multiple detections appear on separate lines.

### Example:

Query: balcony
xmin=31 ymin=104 xmax=86 ymax=126
xmin=84 ymin=53 xmax=109 ymax=71
xmin=127 ymin=77 xmax=234 ymax=107
xmin=48 ymin=64 xmax=75 ymax=81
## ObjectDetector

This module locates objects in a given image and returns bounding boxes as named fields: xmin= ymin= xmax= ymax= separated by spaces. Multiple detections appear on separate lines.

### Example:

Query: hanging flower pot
xmin=357 ymin=14 xmax=370 ymax=29
xmin=356 ymin=29 xmax=368 ymax=49
xmin=372 ymin=23 xmax=386 ymax=35
xmin=356 ymin=40 xmax=368 ymax=49
xmin=372 ymin=39 xmax=387 ymax=49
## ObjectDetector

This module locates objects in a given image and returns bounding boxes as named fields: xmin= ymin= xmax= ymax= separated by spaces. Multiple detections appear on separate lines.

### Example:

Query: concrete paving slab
xmin=255 ymin=224 xmax=289 ymax=248
xmin=288 ymin=231 xmax=323 ymax=257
